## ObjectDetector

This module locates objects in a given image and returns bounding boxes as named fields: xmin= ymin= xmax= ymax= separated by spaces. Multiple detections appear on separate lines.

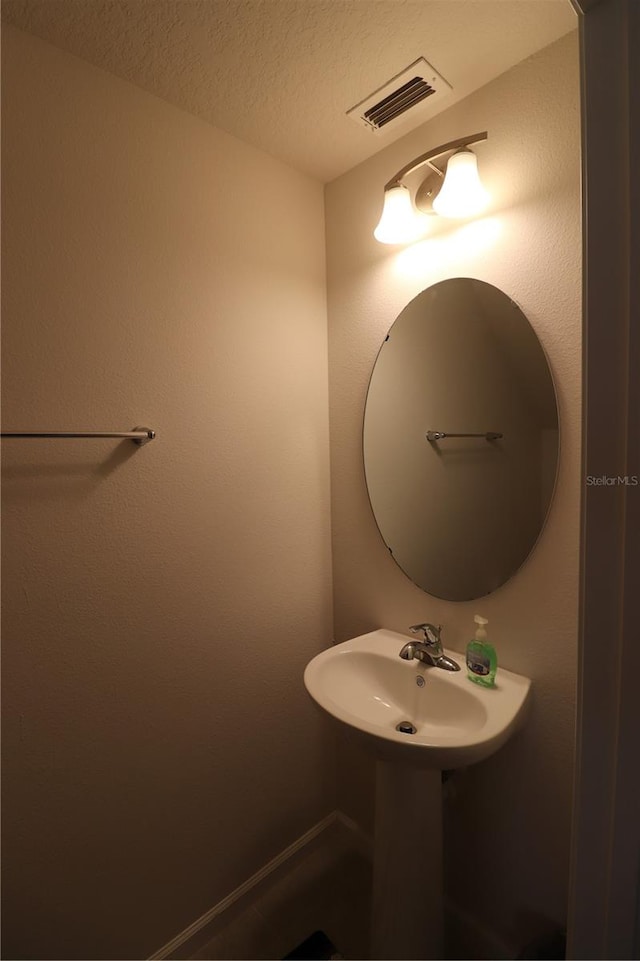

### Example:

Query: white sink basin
xmin=304 ymin=628 xmax=531 ymax=769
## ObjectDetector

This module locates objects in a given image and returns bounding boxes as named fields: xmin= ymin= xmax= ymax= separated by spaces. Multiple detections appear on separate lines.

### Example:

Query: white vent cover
xmin=347 ymin=58 xmax=452 ymax=134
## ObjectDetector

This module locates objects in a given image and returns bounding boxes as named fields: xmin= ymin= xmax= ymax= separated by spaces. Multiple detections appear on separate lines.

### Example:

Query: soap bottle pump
xmin=466 ymin=614 xmax=497 ymax=687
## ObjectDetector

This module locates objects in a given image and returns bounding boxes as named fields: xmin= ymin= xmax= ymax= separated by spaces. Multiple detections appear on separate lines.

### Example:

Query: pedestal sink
xmin=304 ymin=628 xmax=531 ymax=960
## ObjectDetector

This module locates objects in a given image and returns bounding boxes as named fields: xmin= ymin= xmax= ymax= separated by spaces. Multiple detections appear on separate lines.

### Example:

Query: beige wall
xmin=1 ymin=24 xmax=333 ymax=961
xmin=325 ymin=32 xmax=581 ymax=949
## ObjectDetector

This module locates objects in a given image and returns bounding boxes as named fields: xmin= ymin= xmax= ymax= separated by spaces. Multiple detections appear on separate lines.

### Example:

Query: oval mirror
xmin=363 ymin=278 xmax=559 ymax=601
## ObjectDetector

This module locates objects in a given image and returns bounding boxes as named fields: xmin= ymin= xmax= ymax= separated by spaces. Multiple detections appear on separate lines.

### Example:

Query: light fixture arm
xmin=383 ymin=131 xmax=488 ymax=190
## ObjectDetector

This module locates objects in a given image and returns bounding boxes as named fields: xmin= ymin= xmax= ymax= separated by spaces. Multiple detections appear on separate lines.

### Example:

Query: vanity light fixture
xmin=373 ymin=131 xmax=489 ymax=244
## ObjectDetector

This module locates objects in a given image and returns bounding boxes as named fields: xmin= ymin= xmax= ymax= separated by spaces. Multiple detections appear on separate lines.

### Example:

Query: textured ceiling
xmin=1 ymin=0 xmax=577 ymax=182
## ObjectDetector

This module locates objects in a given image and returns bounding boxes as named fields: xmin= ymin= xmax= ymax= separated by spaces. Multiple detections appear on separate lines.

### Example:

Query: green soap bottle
xmin=466 ymin=614 xmax=497 ymax=687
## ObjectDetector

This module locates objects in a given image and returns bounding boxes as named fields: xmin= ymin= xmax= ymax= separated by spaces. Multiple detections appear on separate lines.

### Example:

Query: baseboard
xmin=149 ymin=808 xmax=509 ymax=961
xmin=335 ymin=810 xmax=373 ymax=861
xmin=148 ymin=811 xmax=348 ymax=960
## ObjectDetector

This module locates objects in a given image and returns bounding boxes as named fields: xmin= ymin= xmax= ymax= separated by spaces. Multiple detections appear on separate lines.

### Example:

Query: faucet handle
xmin=409 ymin=623 xmax=442 ymax=647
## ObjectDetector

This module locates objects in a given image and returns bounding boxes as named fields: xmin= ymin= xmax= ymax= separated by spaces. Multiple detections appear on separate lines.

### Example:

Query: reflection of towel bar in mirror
xmin=1 ymin=427 xmax=156 ymax=445
xmin=426 ymin=431 xmax=503 ymax=442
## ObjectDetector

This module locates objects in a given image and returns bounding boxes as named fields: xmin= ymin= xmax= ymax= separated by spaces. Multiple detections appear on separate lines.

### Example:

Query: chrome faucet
xmin=399 ymin=623 xmax=461 ymax=672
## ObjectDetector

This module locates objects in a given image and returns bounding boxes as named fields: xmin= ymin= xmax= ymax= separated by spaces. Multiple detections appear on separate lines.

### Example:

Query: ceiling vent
xmin=347 ymin=58 xmax=452 ymax=134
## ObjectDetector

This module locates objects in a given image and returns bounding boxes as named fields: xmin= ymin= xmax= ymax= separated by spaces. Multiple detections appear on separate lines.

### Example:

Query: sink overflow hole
xmin=396 ymin=721 xmax=417 ymax=735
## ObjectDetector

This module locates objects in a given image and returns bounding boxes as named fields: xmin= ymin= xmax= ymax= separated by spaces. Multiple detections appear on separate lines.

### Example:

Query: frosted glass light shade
xmin=373 ymin=184 xmax=422 ymax=244
xmin=432 ymin=149 xmax=488 ymax=218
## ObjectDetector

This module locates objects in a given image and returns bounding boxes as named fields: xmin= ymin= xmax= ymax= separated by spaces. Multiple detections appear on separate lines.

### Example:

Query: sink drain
xmin=396 ymin=720 xmax=417 ymax=735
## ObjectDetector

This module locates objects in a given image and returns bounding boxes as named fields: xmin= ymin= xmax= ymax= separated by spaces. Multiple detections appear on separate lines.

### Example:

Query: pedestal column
xmin=371 ymin=760 xmax=443 ymax=960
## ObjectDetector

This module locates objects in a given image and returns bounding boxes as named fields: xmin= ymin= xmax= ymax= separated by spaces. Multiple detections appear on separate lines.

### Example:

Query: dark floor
xmin=283 ymin=929 xmax=341 ymax=959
